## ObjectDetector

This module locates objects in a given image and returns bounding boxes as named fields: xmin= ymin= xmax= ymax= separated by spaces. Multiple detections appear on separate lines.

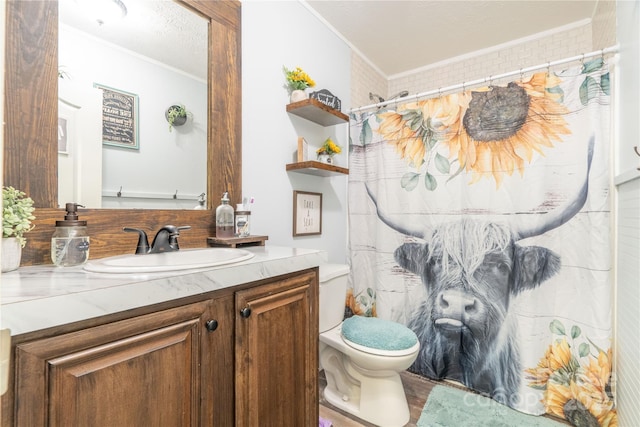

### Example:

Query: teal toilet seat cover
xmin=341 ymin=315 xmax=418 ymax=351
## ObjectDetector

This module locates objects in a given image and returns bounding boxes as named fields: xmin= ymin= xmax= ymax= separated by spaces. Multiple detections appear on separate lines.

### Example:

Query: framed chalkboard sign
xmin=94 ymin=83 xmax=139 ymax=149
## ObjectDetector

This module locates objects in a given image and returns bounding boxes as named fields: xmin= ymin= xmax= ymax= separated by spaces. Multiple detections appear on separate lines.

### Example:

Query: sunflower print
xmin=375 ymin=71 xmax=571 ymax=188
xmin=344 ymin=287 xmax=377 ymax=318
xmin=525 ymin=320 xmax=617 ymax=426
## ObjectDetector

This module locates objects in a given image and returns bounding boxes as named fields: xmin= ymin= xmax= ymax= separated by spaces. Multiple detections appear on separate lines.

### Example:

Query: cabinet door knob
xmin=240 ymin=307 xmax=252 ymax=318
xmin=205 ymin=319 xmax=219 ymax=331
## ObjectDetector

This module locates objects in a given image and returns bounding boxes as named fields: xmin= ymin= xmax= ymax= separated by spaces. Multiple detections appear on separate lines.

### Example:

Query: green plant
xmin=166 ymin=104 xmax=190 ymax=132
xmin=2 ymin=186 xmax=36 ymax=247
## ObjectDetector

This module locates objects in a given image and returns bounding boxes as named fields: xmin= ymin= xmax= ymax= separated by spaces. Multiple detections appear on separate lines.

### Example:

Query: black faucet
xmin=123 ymin=225 xmax=191 ymax=254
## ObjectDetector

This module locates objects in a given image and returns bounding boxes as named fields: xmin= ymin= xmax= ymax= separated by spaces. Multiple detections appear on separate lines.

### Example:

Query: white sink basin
xmin=83 ymin=248 xmax=254 ymax=274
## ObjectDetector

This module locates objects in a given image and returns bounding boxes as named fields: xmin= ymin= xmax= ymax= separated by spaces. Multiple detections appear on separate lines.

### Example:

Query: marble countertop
xmin=1 ymin=245 xmax=328 ymax=337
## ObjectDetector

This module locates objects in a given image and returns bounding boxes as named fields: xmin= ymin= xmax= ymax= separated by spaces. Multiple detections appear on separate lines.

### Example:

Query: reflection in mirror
xmin=58 ymin=0 xmax=208 ymax=209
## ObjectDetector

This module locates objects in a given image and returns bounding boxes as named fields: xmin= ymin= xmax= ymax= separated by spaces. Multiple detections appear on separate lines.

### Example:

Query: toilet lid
xmin=341 ymin=315 xmax=419 ymax=356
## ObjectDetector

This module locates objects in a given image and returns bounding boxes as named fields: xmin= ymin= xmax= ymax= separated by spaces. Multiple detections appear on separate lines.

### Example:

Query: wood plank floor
xmin=318 ymin=370 xmax=570 ymax=426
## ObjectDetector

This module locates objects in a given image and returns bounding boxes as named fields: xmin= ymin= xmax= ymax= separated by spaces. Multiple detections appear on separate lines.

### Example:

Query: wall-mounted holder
xmin=104 ymin=188 xmax=201 ymax=201
xmin=165 ymin=104 xmax=189 ymax=132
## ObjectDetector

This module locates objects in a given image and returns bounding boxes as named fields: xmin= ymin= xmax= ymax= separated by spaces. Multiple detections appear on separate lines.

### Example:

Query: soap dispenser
xmin=194 ymin=192 xmax=206 ymax=210
xmin=215 ymin=192 xmax=235 ymax=238
xmin=51 ymin=203 xmax=90 ymax=267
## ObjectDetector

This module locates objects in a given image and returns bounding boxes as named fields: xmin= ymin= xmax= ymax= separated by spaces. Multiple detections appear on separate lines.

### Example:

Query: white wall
xmin=614 ymin=1 xmax=640 ymax=425
xmin=242 ymin=1 xmax=351 ymax=263
xmin=59 ymin=25 xmax=207 ymax=209
xmin=0 ymin=0 xmax=4 ymax=189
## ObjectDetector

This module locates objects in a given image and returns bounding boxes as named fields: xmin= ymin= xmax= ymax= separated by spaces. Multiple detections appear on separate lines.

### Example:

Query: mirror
xmin=4 ymin=0 xmax=241 ymax=212
xmin=5 ymin=0 xmax=242 ymax=264
xmin=58 ymin=0 xmax=208 ymax=209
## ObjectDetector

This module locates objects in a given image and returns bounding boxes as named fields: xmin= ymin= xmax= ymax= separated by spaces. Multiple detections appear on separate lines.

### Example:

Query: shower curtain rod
xmin=350 ymin=45 xmax=619 ymax=113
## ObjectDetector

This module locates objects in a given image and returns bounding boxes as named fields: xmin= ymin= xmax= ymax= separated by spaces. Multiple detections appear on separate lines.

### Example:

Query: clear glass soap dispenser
xmin=215 ymin=192 xmax=235 ymax=238
xmin=51 ymin=203 xmax=90 ymax=267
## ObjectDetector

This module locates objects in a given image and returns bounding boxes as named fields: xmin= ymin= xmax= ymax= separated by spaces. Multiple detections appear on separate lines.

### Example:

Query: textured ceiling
xmin=60 ymin=0 xmax=599 ymax=80
xmin=305 ymin=0 xmax=599 ymax=76
xmin=59 ymin=0 xmax=208 ymax=80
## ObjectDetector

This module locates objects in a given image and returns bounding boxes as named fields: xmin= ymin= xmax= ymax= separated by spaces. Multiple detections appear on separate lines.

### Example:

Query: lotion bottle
xmin=51 ymin=203 xmax=90 ymax=267
xmin=215 ymin=192 xmax=234 ymax=238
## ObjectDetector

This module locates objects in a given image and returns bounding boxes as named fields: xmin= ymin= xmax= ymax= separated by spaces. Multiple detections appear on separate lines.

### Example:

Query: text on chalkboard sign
xmin=309 ymin=89 xmax=341 ymax=112
xmin=94 ymin=83 xmax=139 ymax=150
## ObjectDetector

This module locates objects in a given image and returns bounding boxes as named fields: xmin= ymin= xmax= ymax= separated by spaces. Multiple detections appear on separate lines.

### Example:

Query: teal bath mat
xmin=417 ymin=385 xmax=565 ymax=427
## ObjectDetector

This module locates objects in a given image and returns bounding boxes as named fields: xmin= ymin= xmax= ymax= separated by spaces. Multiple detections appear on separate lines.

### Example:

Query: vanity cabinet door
xmin=201 ymin=294 xmax=235 ymax=426
xmin=235 ymin=269 xmax=319 ymax=427
xmin=13 ymin=301 xmax=213 ymax=427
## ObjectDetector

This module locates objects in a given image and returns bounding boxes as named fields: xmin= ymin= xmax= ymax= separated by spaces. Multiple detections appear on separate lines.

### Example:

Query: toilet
xmin=319 ymin=264 xmax=420 ymax=427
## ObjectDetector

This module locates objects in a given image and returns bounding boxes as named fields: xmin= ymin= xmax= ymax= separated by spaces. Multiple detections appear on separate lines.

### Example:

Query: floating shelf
xmin=286 ymin=161 xmax=348 ymax=177
xmin=286 ymin=98 xmax=349 ymax=126
xmin=207 ymin=235 xmax=269 ymax=248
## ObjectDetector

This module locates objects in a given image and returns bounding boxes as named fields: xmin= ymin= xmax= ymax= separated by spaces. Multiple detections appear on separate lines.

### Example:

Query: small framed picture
xmin=293 ymin=190 xmax=322 ymax=236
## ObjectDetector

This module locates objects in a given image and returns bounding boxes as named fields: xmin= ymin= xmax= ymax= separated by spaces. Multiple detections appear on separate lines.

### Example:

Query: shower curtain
xmin=347 ymin=60 xmax=616 ymax=426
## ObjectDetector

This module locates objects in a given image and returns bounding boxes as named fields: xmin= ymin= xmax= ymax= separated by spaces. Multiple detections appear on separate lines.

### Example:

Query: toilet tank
xmin=319 ymin=264 xmax=350 ymax=333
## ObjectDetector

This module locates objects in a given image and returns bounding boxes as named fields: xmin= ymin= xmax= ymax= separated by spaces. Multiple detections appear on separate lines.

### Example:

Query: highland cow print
xmin=365 ymin=136 xmax=594 ymax=406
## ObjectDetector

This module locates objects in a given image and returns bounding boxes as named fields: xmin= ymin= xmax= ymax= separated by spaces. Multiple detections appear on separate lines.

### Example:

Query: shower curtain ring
xmin=438 ymin=87 xmax=442 ymax=98
xmin=488 ymin=75 xmax=492 ymax=87
xmin=547 ymin=62 xmax=551 ymax=76
xmin=601 ymin=49 xmax=605 ymax=64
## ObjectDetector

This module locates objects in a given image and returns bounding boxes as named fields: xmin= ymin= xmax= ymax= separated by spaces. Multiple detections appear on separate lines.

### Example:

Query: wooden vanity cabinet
xmin=235 ymin=269 xmax=318 ymax=426
xmin=12 ymin=299 xmax=224 ymax=427
xmin=3 ymin=268 xmax=318 ymax=427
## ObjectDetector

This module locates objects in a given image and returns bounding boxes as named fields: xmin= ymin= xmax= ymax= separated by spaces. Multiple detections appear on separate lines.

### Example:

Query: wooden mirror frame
xmin=3 ymin=0 xmax=242 ymax=265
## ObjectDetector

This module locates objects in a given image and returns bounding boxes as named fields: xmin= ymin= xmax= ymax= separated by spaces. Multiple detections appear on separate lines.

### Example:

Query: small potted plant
xmin=165 ymin=104 xmax=191 ymax=132
xmin=283 ymin=66 xmax=316 ymax=103
xmin=316 ymin=137 xmax=342 ymax=164
xmin=2 ymin=186 xmax=35 ymax=272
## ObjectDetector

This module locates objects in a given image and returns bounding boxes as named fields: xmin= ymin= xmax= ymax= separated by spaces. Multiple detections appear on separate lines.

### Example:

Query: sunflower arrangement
xmin=283 ymin=66 xmax=316 ymax=92
xmin=316 ymin=137 xmax=342 ymax=156
xmin=526 ymin=320 xmax=617 ymax=427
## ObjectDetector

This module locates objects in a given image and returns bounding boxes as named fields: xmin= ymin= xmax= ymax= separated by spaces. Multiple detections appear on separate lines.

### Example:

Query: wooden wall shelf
xmin=207 ymin=235 xmax=269 ymax=248
xmin=286 ymin=161 xmax=348 ymax=177
xmin=286 ymin=98 xmax=349 ymax=126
